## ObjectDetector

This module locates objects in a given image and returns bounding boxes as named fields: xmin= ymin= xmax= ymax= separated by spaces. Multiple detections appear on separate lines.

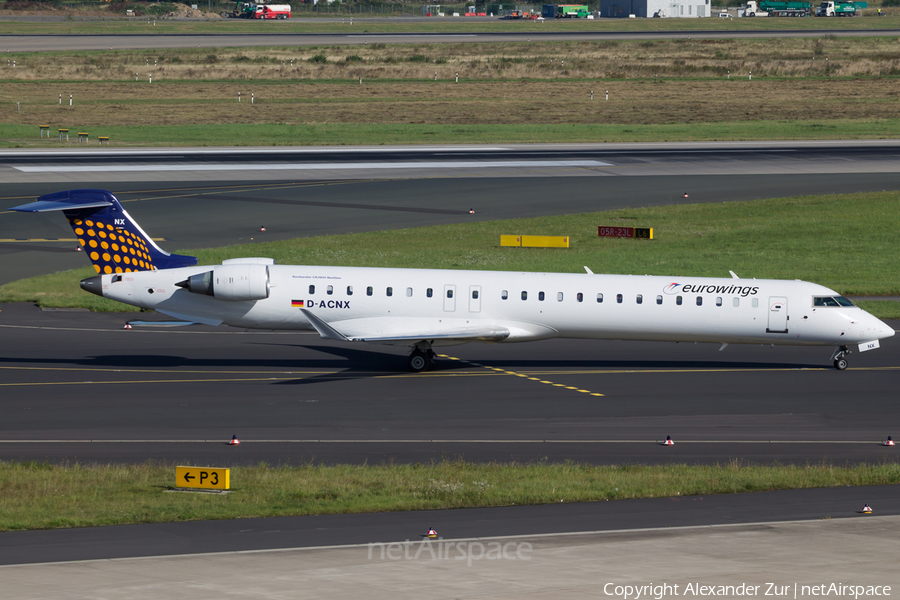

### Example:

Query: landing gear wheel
xmin=408 ymin=351 xmax=428 ymax=373
xmin=834 ymin=358 xmax=848 ymax=370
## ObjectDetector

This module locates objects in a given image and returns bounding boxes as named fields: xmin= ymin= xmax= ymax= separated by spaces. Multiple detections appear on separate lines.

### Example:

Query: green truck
xmin=743 ymin=0 xmax=811 ymax=16
xmin=541 ymin=4 xmax=590 ymax=17
xmin=815 ymin=1 xmax=867 ymax=15
xmin=221 ymin=1 xmax=259 ymax=18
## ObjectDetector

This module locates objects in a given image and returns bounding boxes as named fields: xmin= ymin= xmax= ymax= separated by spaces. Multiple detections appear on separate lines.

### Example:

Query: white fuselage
xmin=95 ymin=264 xmax=893 ymax=349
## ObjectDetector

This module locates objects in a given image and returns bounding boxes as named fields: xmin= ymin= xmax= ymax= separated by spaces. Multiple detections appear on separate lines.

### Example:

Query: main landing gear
xmin=408 ymin=343 xmax=436 ymax=372
xmin=832 ymin=345 xmax=851 ymax=370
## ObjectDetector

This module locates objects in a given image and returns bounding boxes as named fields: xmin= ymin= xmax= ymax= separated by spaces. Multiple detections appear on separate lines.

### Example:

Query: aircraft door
xmin=767 ymin=297 xmax=788 ymax=333
xmin=469 ymin=285 xmax=482 ymax=313
xmin=443 ymin=284 xmax=456 ymax=312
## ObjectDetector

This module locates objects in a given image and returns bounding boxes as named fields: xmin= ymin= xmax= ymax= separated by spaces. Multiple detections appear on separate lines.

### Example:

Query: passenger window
xmin=657 ymin=295 xmax=662 ymax=305
xmin=676 ymin=296 xmax=683 ymax=306
xmin=472 ymin=290 xmax=479 ymax=299
xmin=501 ymin=290 xmax=508 ymax=300
xmin=597 ymin=293 xmax=603 ymax=303
xmin=752 ymin=298 xmax=759 ymax=308
xmin=447 ymin=289 xmax=454 ymax=298
xmin=539 ymin=291 xmax=545 ymax=301
xmin=327 ymin=285 xmax=333 ymax=295
xmin=347 ymin=286 xmax=353 ymax=296
xmin=557 ymin=292 xmax=564 ymax=302
xmin=733 ymin=297 xmax=740 ymax=307
xmin=386 ymin=287 xmax=393 ymax=297
xmin=716 ymin=296 xmax=722 ymax=306
xmin=636 ymin=294 xmax=643 ymax=304
xmin=407 ymin=287 xmax=413 ymax=297
xmin=577 ymin=292 xmax=583 ymax=303
xmin=367 ymin=286 xmax=373 ymax=296
xmin=696 ymin=296 xmax=702 ymax=306
xmin=616 ymin=294 xmax=623 ymax=304
xmin=427 ymin=288 xmax=433 ymax=298
xmin=521 ymin=291 xmax=528 ymax=300
xmin=309 ymin=285 xmax=315 ymax=294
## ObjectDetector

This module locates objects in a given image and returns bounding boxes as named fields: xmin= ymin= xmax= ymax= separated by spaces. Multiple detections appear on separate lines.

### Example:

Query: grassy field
xmin=2 ymin=459 xmax=899 ymax=531
xmin=1 ymin=38 xmax=899 ymax=146
xmin=2 ymin=191 xmax=899 ymax=317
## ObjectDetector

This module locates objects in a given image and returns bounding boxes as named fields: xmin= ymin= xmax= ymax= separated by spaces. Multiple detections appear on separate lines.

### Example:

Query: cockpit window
xmin=814 ymin=296 xmax=854 ymax=307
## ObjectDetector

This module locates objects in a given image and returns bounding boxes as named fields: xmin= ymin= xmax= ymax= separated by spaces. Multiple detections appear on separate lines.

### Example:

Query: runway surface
xmin=1 ymin=302 xmax=897 ymax=466
xmin=4 ymin=29 xmax=900 ymax=52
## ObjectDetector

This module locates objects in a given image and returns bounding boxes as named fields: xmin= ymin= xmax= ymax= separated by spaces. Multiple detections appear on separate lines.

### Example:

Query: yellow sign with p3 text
xmin=176 ymin=466 xmax=230 ymax=490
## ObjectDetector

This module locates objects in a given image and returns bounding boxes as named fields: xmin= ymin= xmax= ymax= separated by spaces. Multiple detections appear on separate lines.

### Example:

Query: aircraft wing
xmin=301 ymin=309 xmax=510 ymax=345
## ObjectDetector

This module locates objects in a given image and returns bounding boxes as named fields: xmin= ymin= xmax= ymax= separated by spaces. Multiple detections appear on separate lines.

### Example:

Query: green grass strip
xmin=2 ymin=191 xmax=898 ymax=316
xmin=3 ymin=120 xmax=900 ymax=148
xmin=2 ymin=459 xmax=898 ymax=531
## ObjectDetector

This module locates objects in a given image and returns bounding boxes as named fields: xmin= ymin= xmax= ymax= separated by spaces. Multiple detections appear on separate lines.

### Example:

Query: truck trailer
xmin=744 ymin=0 xmax=811 ymax=16
xmin=254 ymin=3 xmax=291 ymax=18
xmin=815 ymin=1 xmax=866 ymax=16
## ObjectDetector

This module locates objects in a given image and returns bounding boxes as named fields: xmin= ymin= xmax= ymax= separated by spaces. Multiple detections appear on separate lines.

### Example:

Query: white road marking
xmin=15 ymin=160 xmax=611 ymax=173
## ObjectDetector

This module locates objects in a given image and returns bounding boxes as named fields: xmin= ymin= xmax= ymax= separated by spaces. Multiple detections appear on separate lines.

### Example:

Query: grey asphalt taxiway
xmin=1 ymin=302 xmax=897 ymax=466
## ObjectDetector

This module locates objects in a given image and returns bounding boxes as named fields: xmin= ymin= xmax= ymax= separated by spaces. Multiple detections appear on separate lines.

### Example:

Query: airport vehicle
xmin=542 ymin=4 xmax=590 ymax=17
xmin=221 ymin=0 xmax=290 ymax=19
xmin=11 ymin=190 xmax=894 ymax=372
xmin=254 ymin=3 xmax=291 ymax=18
xmin=501 ymin=9 xmax=534 ymax=18
xmin=743 ymin=0 xmax=812 ymax=16
xmin=222 ymin=1 xmax=256 ymax=18
xmin=815 ymin=0 xmax=866 ymax=16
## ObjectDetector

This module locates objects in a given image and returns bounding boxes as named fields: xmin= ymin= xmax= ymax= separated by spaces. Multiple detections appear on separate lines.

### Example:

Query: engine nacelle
xmin=177 ymin=264 xmax=270 ymax=301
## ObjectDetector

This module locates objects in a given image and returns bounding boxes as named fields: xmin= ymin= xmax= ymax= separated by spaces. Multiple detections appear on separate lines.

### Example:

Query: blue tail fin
xmin=11 ymin=189 xmax=197 ymax=274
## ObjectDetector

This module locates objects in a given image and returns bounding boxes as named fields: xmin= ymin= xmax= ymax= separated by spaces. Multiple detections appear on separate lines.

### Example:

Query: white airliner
xmin=13 ymin=189 xmax=894 ymax=371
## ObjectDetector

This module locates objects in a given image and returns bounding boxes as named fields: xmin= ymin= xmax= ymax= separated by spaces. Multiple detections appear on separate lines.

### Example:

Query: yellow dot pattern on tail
xmin=70 ymin=217 xmax=155 ymax=273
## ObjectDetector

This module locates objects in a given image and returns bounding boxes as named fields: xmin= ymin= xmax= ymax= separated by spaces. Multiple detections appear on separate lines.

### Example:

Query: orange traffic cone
xmin=884 ymin=436 xmax=894 ymax=447
xmin=75 ymin=246 xmax=83 ymax=252
xmin=426 ymin=527 xmax=437 ymax=538
xmin=229 ymin=435 xmax=240 ymax=446
xmin=682 ymin=193 xmax=689 ymax=198
xmin=863 ymin=504 xmax=873 ymax=514
xmin=468 ymin=208 xmax=475 ymax=214
xmin=259 ymin=226 xmax=266 ymax=232
xmin=663 ymin=435 xmax=674 ymax=446
xmin=123 ymin=323 xmax=132 ymax=329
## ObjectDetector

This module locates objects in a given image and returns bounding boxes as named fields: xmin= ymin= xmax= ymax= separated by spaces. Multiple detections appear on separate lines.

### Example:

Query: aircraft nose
xmin=80 ymin=275 xmax=103 ymax=297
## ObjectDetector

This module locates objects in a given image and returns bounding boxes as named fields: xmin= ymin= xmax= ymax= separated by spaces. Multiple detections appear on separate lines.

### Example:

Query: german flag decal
xmin=291 ymin=300 xmax=304 ymax=307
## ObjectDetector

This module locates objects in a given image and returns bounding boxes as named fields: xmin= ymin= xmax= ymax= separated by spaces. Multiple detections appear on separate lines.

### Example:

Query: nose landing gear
xmin=832 ymin=345 xmax=850 ymax=370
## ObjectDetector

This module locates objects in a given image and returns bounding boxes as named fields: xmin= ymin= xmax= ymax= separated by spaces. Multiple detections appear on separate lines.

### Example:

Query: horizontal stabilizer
xmin=10 ymin=199 xmax=113 ymax=213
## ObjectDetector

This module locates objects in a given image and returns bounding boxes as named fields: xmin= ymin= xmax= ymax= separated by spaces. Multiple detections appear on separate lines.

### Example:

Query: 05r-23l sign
xmin=176 ymin=466 xmax=230 ymax=490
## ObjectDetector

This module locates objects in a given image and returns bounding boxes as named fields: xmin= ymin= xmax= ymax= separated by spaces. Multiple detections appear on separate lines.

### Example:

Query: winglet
xmin=301 ymin=309 xmax=349 ymax=341
xmin=729 ymin=270 xmax=739 ymax=280
xmin=584 ymin=266 xmax=594 ymax=275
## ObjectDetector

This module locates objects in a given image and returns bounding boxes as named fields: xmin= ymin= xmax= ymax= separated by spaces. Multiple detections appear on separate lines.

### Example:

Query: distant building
xmin=599 ymin=0 xmax=711 ymax=17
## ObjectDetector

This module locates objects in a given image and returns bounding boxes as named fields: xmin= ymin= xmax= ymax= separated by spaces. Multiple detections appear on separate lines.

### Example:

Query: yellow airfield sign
xmin=176 ymin=466 xmax=230 ymax=490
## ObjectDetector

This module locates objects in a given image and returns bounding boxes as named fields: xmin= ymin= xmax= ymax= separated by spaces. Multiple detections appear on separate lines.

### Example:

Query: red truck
xmin=255 ymin=4 xmax=291 ymax=18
